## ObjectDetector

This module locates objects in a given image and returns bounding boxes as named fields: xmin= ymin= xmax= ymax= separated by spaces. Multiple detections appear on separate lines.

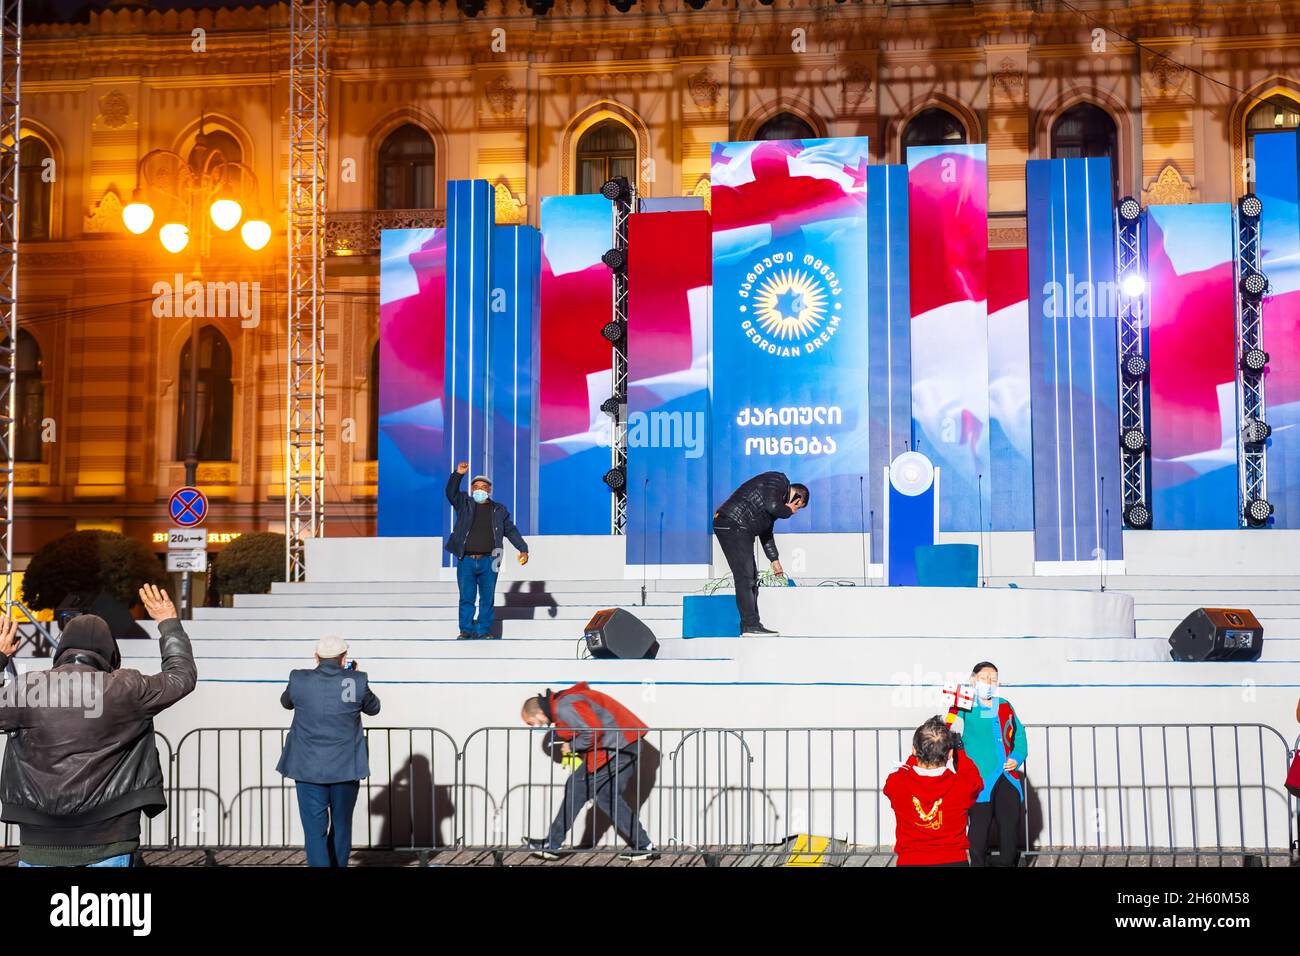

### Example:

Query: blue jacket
xmin=276 ymin=661 xmax=381 ymax=784
xmin=444 ymin=471 xmax=529 ymax=559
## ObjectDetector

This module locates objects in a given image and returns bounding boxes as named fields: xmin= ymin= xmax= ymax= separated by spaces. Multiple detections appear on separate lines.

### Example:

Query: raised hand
xmin=0 ymin=614 xmax=19 ymax=657
xmin=456 ymin=462 xmax=469 ymax=475
xmin=139 ymin=583 xmax=178 ymax=622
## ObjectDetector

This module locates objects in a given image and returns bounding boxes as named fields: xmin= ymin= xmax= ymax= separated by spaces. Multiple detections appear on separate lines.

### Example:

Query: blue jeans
xmin=20 ymin=853 xmax=133 ymax=868
xmin=457 ymin=554 xmax=499 ymax=635
xmin=295 ymin=781 xmax=360 ymax=867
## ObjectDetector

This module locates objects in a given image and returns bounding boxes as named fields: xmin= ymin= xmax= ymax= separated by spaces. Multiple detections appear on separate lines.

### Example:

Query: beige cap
xmin=315 ymin=635 xmax=349 ymax=658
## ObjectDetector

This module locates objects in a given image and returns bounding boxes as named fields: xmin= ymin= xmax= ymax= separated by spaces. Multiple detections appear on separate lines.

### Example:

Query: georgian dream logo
xmin=737 ymin=251 xmax=843 ymax=358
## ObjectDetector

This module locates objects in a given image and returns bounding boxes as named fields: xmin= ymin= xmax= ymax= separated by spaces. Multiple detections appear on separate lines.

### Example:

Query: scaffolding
xmin=1115 ymin=202 xmax=1149 ymax=525
xmin=1234 ymin=196 xmax=1269 ymax=525
xmin=0 ymin=0 xmax=19 ymax=610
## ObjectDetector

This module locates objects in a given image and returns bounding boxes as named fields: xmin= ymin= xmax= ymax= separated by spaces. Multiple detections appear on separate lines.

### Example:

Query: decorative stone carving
xmin=991 ymin=57 xmax=1025 ymax=103
xmin=687 ymin=68 xmax=721 ymax=110
xmin=98 ymin=89 xmax=130 ymax=128
xmin=691 ymin=176 xmax=711 ymax=213
xmin=325 ymin=209 xmax=446 ymax=256
xmin=494 ymin=182 xmax=526 ymax=225
xmin=196 ymin=462 xmax=236 ymax=484
xmin=1146 ymin=56 xmax=1188 ymax=97
xmin=84 ymin=189 xmax=125 ymax=235
xmin=989 ymin=226 xmax=1027 ymax=248
xmin=840 ymin=63 xmax=873 ymax=112
xmin=1145 ymin=163 xmax=1193 ymax=205
xmin=485 ymin=75 xmax=517 ymax=117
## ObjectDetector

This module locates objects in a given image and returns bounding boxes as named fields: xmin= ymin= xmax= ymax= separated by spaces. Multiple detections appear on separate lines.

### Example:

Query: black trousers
xmin=547 ymin=749 xmax=651 ymax=851
xmin=968 ymin=774 xmax=1021 ymax=867
xmin=713 ymin=518 xmax=761 ymax=630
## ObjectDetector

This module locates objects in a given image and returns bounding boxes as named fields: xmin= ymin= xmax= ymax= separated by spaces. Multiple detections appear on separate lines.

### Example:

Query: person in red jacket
xmin=520 ymin=683 xmax=657 ymax=861
xmin=884 ymin=716 xmax=984 ymax=867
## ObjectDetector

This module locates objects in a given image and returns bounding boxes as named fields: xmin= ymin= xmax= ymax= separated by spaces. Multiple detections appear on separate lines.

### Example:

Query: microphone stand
xmin=858 ymin=475 xmax=868 ymax=587
xmin=641 ymin=477 xmax=649 ymax=607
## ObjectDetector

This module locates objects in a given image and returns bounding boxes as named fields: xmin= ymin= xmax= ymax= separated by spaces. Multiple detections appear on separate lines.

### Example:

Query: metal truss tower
xmin=1115 ymin=197 xmax=1151 ymax=528
xmin=0 ymin=1 xmax=19 ymax=611
xmin=1234 ymin=193 xmax=1272 ymax=526
xmin=286 ymin=0 xmax=327 ymax=581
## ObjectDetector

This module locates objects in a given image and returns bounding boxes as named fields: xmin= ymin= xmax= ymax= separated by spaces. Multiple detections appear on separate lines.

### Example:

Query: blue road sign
xmin=169 ymin=487 xmax=209 ymax=528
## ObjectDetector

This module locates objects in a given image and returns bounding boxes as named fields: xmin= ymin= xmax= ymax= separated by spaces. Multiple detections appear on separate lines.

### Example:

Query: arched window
xmin=1051 ymin=102 xmax=1119 ymax=195
xmin=901 ymin=107 xmax=968 ymax=150
xmin=1246 ymin=93 xmax=1300 ymax=162
xmin=187 ymin=128 xmax=241 ymax=173
xmin=377 ymin=124 xmax=436 ymax=210
xmin=176 ymin=326 xmax=234 ymax=462
xmin=576 ymin=120 xmax=636 ymax=195
xmin=754 ymin=112 xmax=816 ymax=142
xmin=367 ymin=342 xmax=379 ymax=462
xmin=2 ymin=330 xmax=44 ymax=462
xmin=19 ymin=137 xmax=52 ymax=241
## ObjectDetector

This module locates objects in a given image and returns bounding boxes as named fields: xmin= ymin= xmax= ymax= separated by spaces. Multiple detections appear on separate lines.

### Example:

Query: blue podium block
xmin=914 ymin=544 xmax=979 ymax=588
xmin=682 ymin=595 xmax=740 ymax=638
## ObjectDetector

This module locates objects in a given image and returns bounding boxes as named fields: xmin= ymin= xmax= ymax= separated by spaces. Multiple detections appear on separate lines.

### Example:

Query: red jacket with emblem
xmin=547 ymin=683 xmax=647 ymax=772
xmin=883 ymin=751 xmax=984 ymax=866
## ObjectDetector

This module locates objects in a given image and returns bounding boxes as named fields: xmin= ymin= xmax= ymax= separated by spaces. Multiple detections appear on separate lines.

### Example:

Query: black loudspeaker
xmin=583 ymin=608 xmax=659 ymax=660
xmin=56 ymin=591 xmax=148 ymax=640
xmin=1168 ymin=607 xmax=1263 ymax=662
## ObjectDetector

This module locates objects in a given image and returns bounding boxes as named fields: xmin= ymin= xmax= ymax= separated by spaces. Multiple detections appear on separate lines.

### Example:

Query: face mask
xmin=976 ymin=682 xmax=997 ymax=700
xmin=471 ymin=489 xmax=489 ymax=504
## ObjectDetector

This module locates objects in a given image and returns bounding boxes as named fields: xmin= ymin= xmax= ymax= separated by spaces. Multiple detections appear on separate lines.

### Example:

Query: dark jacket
xmin=0 ymin=615 xmax=197 ymax=829
xmin=543 ymin=682 xmax=647 ymax=773
xmin=444 ymin=471 xmax=529 ymax=560
xmin=276 ymin=661 xmax=381 ymax=784
xmin=715 ymin=471 xmax=794 ymax=561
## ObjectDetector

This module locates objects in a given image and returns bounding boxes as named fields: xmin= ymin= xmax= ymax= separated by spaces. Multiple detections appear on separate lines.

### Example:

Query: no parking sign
xmin=169 ymin=486 xmax=209 ymax=528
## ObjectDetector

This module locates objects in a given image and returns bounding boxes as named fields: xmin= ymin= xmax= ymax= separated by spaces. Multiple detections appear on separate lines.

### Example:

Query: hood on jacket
xmin=53 ymin=613 xmax=121 ymax=671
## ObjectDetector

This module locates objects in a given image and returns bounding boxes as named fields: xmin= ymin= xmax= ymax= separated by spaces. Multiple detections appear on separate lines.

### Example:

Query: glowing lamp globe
xmin=209 ymin=198 xmax=243 ymax=232
xmin=122 ymin=201 xmax=155 ymax=235
xmin=240 ymin=218 xmax=272 ymax=251
xmin=158 ymin=222 xmax=190 ymax=254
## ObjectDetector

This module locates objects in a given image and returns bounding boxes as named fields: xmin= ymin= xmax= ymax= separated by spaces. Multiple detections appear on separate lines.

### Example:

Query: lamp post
xmin=123 ymin=127 xmax=272 ymax=618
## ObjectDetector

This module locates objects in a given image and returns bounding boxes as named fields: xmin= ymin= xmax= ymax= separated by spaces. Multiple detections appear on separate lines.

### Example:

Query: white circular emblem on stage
xmin=889 ymin=452 xmax=935 ymax=496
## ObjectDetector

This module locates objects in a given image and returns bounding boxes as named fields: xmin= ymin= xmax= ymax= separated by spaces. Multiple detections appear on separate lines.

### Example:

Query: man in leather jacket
xmin=713 ymin=471 xmax=809 ymax=636
xmin=0 ymin=583 xmax=197 ymax=867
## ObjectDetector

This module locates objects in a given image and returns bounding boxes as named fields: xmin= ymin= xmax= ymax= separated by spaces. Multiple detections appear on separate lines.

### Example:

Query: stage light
xmin=1241 ymin=347 xmax=1269 ymax=374
xmin=1243 ymin=417 xmax=1272 ymax=446
xmin=1121 ymin=273 xmax=1147 ymax=298
xmin=456 ymin=0 xmax=485 ymax=16
xmin=601 ymin=247 xmax=626 ymax=272
xmin=601 ymin=320 xmax=625 ymax=344
xmin=603 ymin=466 xmax=626 ymax=492
xmin=528 ymin=0 xmax=554 ymax=12
xmin=1121 ymin=352 xmax=1149 ymax=381
xmin=1117 ymin=196 xmax=1142 ymax=222
xmin=600 ymin=395 xmax=623 ymax=418
xmin=1245 ymin=497 xmax=1274 ymax=526
xmin=599 ymin=176 xmax=631 ymax=202
xmin=1239 ymin=268 xmax=1269 ymax=302
xmin=610 ymin=0 xmax=634 ymax=10
xmin=1123 ymin=502 xmax=1152 ymax=529
xmin=1121 ymin=427 xmax=1147 ymax=454
xmin=209 ymin=198 xmax=243 ymax=232
xmin=159 ymin=222 xmax=190 ymax=254
xmin=122 ymin=191 xmax=155 ymax=235
xmin=684 ymin=0 xmax=708 ymax=7
xmin=241 ymin=219 xmax=272 ymax=251
xmin=1237 ymin=193 xmax=1263 ymax=221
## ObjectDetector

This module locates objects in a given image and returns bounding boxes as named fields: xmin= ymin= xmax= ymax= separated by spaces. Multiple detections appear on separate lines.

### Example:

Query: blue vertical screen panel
xmin=488 ymin=224 xmax=542 ymax=535
xmin=1026 ymin=158 xmax=1125 ymax=564
xmin=867 ymin=164 xmax=912 ymax=562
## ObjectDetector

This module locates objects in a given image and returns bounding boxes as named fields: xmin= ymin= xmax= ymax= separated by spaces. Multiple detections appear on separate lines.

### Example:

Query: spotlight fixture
xmin=1244 ymin=496 xmax=1274 ymax=526
xmin=1239 ymin=268 xmax=1269 ymax=302
xmin=1121 ymin=427 xmax=1147 ymax=454
xmin=1123 ymin=501 xmax=1152 ymax=529
xmin=1121 ymin=352 xmax=1149 ymax=381
xmin=601 ymin=320 xmax=625 ymax=344
xmin=1117 ymin=196 xmax=1142 ymax=222
xmin=528 ymin=0 xmax=554 ymax=13
xmin=1240 ymin=347 xmax=1270 ymax=374
xmin=1120 ymin=272 xmax=1147 ymax=299
xmin=600 ymin=395 xmax=624 ymax=418
xmin=610 ymin=0 xmax=635 ymax=10
xmin=599 ymin=176 xmax=632 ymax=203
xmin=601 ymin=247 xmax=627 ymax=272
xmin=603 ymin=466 xmax=627 ymax=492
xmin=1243 ymin=417 xmax=1272 ymax=446
xmin=1237 ymin=193 xmax=1263 ymax=221
xmin=685 ymin=0 xmax=708 ymax=7
xmin=457 ymin=0 xmax=486 ymax=15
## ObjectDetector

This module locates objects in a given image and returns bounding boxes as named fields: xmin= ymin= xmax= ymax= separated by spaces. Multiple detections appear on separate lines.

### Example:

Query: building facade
xmin=13 ymin=0 xmax=1300 ymax=580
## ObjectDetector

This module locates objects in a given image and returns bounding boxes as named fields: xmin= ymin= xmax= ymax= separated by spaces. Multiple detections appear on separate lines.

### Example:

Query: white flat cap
xmin=315 ymin=635 xmax=348 ymax=658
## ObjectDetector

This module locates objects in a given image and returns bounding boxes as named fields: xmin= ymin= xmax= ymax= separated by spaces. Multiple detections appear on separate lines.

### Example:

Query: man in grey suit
xmin=276 ymin=636 xmax=381 ymax=867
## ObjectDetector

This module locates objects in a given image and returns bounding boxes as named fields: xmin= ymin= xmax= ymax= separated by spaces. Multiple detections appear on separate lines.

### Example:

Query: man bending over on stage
xmin=713 ymin=471 xmax=809 ymax=636
xmin=883 ymin=716 xmax=984 ymax=867
xmin=520 ymin=683 xmax=657 ymax=862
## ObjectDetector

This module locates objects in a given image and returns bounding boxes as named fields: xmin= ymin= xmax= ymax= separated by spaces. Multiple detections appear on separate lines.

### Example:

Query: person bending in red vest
xmin=884 ymin=716 xmax=984 ymax=867
xmin=521 ymin=682 xmax=657 ymax=861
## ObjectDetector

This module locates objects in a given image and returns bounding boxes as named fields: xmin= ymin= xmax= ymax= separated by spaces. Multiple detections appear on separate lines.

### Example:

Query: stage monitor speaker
xmin=55 ymin=591 xmax=148 ymax=641
xmin=583 ymin=608 xmax=659 ymax=660
xmin=1168 ymin=607 xmax=1262 ymax=662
